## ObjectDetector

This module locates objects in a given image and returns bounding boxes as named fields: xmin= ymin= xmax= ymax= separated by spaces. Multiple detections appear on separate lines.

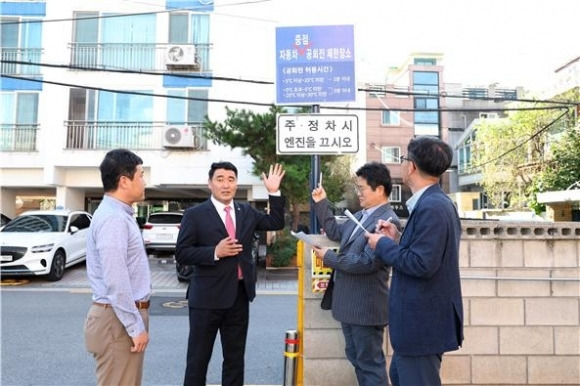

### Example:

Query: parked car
xmin=176 ymin=233 xmax=260 ymax=282
xmin=142 ymin=211 xmax=183 ymax=256
xmin=0 ymin=209 xmax=92 ymax=281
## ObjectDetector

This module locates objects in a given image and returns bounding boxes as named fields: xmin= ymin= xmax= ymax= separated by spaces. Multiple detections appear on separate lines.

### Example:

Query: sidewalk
xmin=0 ymin=256 xmax=299 ymax=295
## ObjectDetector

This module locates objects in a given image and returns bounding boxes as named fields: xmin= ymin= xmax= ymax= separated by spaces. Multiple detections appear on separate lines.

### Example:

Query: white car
xmin=141 ymin=211 xmax=183 ymax=255
xmin=0 ymin=209 xmax=92 ymax=281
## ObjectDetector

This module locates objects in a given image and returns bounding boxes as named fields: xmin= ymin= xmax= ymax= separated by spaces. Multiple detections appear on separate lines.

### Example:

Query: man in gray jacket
xmin=312 ymin=162 xmax=400 ymax=386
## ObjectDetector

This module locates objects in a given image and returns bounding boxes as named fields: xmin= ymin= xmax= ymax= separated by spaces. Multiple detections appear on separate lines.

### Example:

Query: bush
xmin=268 ymin=229 xmax=297 ymax=267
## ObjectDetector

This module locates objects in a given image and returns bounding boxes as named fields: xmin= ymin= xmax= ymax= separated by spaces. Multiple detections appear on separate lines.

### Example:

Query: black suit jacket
xmin=175 ymin=195 xmax=285 ymax=308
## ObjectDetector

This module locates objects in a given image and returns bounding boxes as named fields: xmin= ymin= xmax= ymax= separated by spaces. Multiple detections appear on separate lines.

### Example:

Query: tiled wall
xmin=300 ymin=221 xmax=580 ymax=385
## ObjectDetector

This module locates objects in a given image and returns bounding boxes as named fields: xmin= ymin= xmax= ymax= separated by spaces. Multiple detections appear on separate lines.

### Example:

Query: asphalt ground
xmin=0 ymin=255 xmax=299 ymax=296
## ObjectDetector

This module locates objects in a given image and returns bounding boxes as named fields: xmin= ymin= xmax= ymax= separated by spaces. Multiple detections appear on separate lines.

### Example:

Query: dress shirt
xmin=405 ymin=183 xmax=436 ymax=214
xmin=86 ymin=195 xmax=151 ymax=337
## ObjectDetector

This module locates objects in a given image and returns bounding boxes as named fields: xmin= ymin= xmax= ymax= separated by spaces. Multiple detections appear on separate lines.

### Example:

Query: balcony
xmin=65 ymin=121 xmax=208 ymax=150
xmin=1 ymin=124 xmax=39 ymax=151
xmin=68 ymin=43 xmax=212 ymax=73
xmin=1 ymin=48 xmax=43 ymax=75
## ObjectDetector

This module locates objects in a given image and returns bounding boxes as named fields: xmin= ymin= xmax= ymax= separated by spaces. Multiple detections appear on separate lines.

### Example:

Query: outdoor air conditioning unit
xmin=165 ymin=44 xmax=196 ymax=67
xmin=163 ymin=126 xmax=196 ymax=149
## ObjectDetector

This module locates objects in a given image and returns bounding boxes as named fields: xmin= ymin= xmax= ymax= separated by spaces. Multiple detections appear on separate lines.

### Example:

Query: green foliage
xmin=267 ymin=229 xmax=297 ymax=267
xmin=529 ymin=124 xmax=580 ymax=212
xmin=471 ymin=101 xmax=572 ymax=210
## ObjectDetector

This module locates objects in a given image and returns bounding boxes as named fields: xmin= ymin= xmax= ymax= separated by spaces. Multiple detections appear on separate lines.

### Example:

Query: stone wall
xmin=299 ymin=221 xmax=580 ymax=385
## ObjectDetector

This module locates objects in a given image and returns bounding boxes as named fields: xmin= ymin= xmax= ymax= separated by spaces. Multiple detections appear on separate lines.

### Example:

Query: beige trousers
xmin=84 ymin=305 xmax=149 ymax=386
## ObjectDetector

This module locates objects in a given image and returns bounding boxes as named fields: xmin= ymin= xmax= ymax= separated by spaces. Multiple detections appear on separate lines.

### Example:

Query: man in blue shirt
xmin=85 ymin=149 xmax=151 ymax=386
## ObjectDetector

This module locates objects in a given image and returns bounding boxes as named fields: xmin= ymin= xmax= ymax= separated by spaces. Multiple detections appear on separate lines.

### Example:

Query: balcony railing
xmin=68 ymin=43 xmax=212 ymax=72
xmin=1 ymin=48 xmax=43 ymax=75
xmin=65 ymin=121 xmax=208 ymax=150
xmin=1 ymin=124 xmax=39 ymax=151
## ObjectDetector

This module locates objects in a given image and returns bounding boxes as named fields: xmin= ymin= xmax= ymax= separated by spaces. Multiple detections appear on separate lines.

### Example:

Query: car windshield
xmin=149 ymin=214 xmax=182 ymax=224
xmin=2 ymin=214 xmax=67 ymax=233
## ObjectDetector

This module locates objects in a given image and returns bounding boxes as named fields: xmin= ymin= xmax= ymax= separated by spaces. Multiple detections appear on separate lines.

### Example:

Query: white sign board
xmin=276 ymin=114 xmax=359 ymax=155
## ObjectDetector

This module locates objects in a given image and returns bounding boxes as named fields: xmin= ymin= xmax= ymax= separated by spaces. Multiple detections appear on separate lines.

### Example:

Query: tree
xmin=203 ymin=105 xmax=354 ymax=230
xmin=471 ymin=104 xmax=569 ymax=209
xmin=529 ymin=122 xmax=580 ymax=212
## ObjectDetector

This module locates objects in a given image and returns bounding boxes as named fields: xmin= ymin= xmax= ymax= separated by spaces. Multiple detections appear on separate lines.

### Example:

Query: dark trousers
xmin=341 ymin=323 xmax=388 ymax=386
xmin=389 ymin=352 xmax=442 ymax=386
xmin=184 ymin=281 xmax=249 ymax=386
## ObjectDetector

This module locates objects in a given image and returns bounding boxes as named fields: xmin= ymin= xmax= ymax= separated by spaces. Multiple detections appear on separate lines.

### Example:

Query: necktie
xmin=224 ymin=206 xmax=243 ymax=279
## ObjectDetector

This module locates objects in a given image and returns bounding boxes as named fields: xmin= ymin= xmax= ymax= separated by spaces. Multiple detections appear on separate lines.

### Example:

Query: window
xmin=413 ymin=71 xmax=439 ymax=136
xmin=72 ymin=12 xmax=156 ymax=69
xmin=166 ymin=88 xmax=209 ymax=149
xmin=69 ymin=214 xmax=91 ymax=230
xmin=414 ymin=58 xmax=436 ymax=66
xmin=1 ymin=16 xmax=42 ymax=75
xmin=389 ymin=185 xmax=402 ymax=202
xmin=381 ymin=110 xmax=400 ymax=125
xmin=66 ymin=88 xmax=153 ymax=149
xmin=414 ymin=98 xmax=438 ymax=124
xmin=381 ymin=146 xmax=400 ymax=164
xmin=1 ymin=92 xmax=39 ymax=151
xmin=413 ymin=71 xmax=438 ymax=85
xmin=169 ymin=13 xmax=210 ymax=71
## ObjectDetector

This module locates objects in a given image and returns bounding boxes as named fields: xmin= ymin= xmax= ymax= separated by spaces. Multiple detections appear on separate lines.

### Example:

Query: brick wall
xmin=299 ymin=221 xmax=580 ymax=385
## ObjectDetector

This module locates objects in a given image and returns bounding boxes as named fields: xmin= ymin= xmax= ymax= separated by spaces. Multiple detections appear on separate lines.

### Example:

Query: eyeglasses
xmin=399 ymin=156 xmax=412 ymax=164
xmin=354 ymin=185 xmax=368 ymax=194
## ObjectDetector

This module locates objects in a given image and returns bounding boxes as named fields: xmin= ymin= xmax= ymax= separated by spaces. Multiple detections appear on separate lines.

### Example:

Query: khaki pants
xmin=84 ymin=305 xmax=149 ymax=386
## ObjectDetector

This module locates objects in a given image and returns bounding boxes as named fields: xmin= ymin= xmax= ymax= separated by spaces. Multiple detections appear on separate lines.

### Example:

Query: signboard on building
xmin=275 ymin=25 xmax=356 ymax=105
xmin=277 ymin=114 xmax=359 ymax=155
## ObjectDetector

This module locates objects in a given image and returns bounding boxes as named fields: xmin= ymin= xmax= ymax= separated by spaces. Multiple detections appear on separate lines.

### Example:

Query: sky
xmin=214 ymin=0 xmax=580 ymax=92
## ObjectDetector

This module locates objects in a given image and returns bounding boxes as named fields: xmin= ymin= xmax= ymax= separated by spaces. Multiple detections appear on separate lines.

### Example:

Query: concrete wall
xmin=300 ymin=221 xmax=580 ymax=385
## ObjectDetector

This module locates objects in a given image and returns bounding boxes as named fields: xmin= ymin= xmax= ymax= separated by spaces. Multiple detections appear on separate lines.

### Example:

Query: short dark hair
xmin=99 ymin=149 xmax=143 ymax=192
xmin=209 ymin=161 xmax=238 ymax=179
xmin=356 ymin=162 xmax=393 ymax=196
xmin=407 ymin=136 xmax=453 ymax=177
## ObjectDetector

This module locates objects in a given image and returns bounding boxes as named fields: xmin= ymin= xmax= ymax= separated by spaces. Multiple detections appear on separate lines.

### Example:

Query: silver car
xmin=141 ymin=211 xmax=183 ymax=256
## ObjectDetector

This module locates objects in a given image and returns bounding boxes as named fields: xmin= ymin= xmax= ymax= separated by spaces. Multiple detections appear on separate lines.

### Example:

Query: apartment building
xmin=364 ymin=53 xmax=447 ymax=218
xmin=0 ymin=0 xmax=274 ymax=219
xmin=363 ymin=52 xmax=527 ymax=217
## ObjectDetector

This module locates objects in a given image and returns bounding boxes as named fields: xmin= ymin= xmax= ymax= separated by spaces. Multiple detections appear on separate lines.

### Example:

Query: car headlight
xmin=31 ymin=243 xmax=55 ymax=253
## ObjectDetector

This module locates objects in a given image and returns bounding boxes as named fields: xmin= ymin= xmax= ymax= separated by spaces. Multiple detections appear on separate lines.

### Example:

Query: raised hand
xmin=311 ymin=181 xmax=327 ymax=203
xmin=262 ymin=163 xmax=285 ymax=193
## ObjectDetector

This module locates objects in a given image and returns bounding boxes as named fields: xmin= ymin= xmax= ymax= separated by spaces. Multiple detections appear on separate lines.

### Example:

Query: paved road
xmin=1 ymin=257 xmax=299 ymax=386
xmin=0 ymin=255 xmax=299 ymax=295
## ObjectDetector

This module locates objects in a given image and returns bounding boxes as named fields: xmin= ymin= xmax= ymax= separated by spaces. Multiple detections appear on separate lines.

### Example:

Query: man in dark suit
xmin=175 ymin=162 xmax=286 ymax=386
xmin=367 ymin=136 xmax=464 ymax=386
xmin=312 ymin=162 xmax=400 ymax=386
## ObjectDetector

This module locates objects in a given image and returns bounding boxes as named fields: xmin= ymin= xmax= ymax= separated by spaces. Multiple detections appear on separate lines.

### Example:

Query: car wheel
xmin=47 ymin=250 xmax=66 ymax=281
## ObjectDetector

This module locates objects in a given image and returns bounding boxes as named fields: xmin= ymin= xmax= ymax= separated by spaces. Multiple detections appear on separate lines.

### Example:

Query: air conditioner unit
xmin=165 ymin=45 xmax=196 ymax=67
xmin=163 ymin=126 xmax=196 ymax=149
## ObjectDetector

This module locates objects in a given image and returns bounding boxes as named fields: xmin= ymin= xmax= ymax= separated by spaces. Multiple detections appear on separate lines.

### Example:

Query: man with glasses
xmin=311 ymin=162 xmax=400 ymax=386
xmin=367 ymin=136 xmax=464 ymax=386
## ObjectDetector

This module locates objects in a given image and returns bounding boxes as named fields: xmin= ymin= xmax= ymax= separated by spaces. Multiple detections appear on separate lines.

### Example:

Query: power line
xmin=1 ymin=60 xmax=273 ymax=85
xmin=358 ymin=87 xmax=576 ymax=106
xmin=1 ymin=73 xmax=570 ymax=114
xmin=2 ymin=60 xmax=576 ymax=111
xmin=0 ymin=74 xmax=274 ymax=107
xmin=467 ymin=110 xmax=570 ymax=169
xmin=0 ymin=0 xmax=273 ymax=25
